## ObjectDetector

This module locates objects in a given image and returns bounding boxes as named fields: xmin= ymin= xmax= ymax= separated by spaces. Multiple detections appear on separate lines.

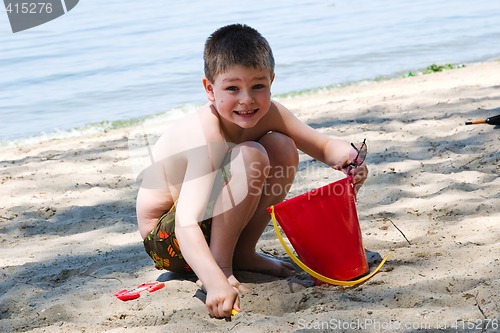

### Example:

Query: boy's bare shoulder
xmin=153 ymin=105 xmax=222 ymax=157
xmin=271 ymin=99 xmax=288 ymax=111
xmin=261 ymin=100 xmax=295 ymax=128
xmin=268 ymin=100 xmax=294 ymax=120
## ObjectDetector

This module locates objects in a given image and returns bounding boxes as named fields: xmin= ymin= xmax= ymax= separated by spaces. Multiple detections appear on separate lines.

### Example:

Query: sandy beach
xmin=1 ymin=61 xmax=499 ymax=333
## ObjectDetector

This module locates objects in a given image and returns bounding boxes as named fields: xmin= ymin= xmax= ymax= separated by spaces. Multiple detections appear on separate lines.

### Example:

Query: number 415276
xmin=5 ymin=2 xmax=53 ymax=14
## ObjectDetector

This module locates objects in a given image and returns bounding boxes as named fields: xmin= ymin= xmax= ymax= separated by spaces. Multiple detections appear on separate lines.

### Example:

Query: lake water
xmin=1 ymin=0 xmax=500 ymax=145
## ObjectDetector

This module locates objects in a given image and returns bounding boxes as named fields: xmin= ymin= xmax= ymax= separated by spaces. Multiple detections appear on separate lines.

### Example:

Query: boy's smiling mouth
xmin=234 ymin=109 xmax=258 ymax=116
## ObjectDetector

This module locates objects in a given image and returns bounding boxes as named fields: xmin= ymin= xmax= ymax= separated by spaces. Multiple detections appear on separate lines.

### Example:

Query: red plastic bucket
xmin=268 ymin=176 xmax=378 ymax=285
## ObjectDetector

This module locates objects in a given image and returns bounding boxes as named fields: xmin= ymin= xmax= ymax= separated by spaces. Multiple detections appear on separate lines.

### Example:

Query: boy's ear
xmin=202 ymin=77 xmax=215 ymax=102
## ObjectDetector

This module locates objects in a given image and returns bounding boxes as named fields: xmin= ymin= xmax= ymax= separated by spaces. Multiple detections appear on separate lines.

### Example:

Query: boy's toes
xmin=279 ymin=262 xmax=296 ymax=277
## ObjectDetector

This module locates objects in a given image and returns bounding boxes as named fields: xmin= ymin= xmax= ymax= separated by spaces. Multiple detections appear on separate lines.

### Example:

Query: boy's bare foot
xmin=234 ymin=252 xmax=295 ymax=277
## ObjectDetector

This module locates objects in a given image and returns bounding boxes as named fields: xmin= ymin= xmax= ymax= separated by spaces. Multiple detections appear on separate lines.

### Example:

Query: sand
xmin=1 ymin=61 xmax=499 ymax=333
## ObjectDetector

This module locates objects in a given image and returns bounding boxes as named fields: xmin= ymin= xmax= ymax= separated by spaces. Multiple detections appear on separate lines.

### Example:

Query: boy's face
xmin=203 ymin=65 xmax=274 ymax=129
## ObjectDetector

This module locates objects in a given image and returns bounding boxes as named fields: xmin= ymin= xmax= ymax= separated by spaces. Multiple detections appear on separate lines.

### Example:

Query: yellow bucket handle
xmin=269 ymin=205 xmax=389 ymax=286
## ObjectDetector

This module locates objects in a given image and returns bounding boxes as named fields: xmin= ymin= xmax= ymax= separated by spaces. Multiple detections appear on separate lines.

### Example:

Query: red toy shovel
xmin=114 ymin=281 xmax=165 ymax=301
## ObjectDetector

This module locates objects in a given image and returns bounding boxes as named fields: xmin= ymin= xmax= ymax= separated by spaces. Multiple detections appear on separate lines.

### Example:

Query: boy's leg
xmin=208 ymin=141 xmax=271 ymax=279
xmin=208 ymin=132 xmax=298 ymax=279
xmin=233 ymin=132 xmax=299 ymax=275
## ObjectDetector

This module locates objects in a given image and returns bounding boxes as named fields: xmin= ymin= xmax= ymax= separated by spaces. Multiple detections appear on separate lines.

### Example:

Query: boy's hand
xmin=346 ymin=163 xmax=368 ymax=195
xmin=206 ymin=282 xmax=241 ymax=319
xmin=332 ymin=162 xmax=368 ymax=195
xmin=332 ymin=139 xmax=368 ymax=195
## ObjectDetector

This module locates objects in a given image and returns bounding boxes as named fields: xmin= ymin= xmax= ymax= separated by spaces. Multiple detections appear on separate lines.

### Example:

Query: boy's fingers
xmin=207 ymin=298 xmax=226 ymax=318
xmin=207 ymin=304 xmax=217 ymax=318
xmin=209 ymin=300 xmax=221 ymax=318
xmin=233 ymin=295 xmax=241 ymax=312
xmin=222 ymin=298 xmax=235 ymax=318
xmin=351 ymin=164 xmax=368 ymax=195
xmin=212 ymin=301 xmax=226 ymax=318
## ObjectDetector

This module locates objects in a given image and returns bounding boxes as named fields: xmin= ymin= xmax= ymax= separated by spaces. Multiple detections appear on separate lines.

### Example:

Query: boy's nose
xmin=239 ymin=91 xmax=254 ymax=105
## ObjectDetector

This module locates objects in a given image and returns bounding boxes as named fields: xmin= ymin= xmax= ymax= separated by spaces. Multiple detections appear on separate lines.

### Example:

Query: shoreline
xmin=1 ymin=60 xmax=499 ymax=332
xmin=3 ymin=59 xmax=497 ymax=149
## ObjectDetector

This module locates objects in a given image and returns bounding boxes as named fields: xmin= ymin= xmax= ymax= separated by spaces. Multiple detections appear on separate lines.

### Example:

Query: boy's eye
xmin=253 ymin=84 xmax=265 ymax=89
xmin=226 ymin=86 xmax=239 ymax=91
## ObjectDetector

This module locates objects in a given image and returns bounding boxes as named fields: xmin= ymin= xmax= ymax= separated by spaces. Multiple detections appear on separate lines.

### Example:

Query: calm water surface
xmin=1 ymin=0 xmax=499 ymax=143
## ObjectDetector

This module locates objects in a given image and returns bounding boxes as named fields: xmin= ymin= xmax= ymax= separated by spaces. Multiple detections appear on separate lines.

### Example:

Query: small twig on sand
xmin=79 ymin=272 xmax=123 ymax=283
xmin=474 ymin=293 xmax=487 ymax=319
xmin=458 ymin=156 xmax=482 ymax=169
xmin=380 ymin=216 xmax=412 ymax=245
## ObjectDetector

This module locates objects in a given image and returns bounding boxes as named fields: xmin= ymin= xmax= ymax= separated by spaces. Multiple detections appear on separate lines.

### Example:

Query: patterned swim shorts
xmin=143 ymin=205 xmax=212 ymax=273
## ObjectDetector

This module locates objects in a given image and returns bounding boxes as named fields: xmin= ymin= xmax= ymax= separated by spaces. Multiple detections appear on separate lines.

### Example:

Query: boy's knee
xmin=236 ymin=142 xmax=271 ymax=178
xmin=260 ymin=132 xmax=299 ymax=167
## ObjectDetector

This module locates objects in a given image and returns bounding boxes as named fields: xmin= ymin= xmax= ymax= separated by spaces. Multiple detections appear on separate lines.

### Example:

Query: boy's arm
xmin=174 ymin=222 xmax=239 ymax=317
xmin=272 ymin=101 xmax=353 ymax=167
xmin=173 ymin=150 xmax=240 ymax=318
xmin=272 ymin=101 xmax=368 ymax=189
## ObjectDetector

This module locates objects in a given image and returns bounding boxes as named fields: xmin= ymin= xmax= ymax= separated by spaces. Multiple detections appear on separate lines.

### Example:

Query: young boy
xmin=136 ymin=24 xmax=368 ymax=319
